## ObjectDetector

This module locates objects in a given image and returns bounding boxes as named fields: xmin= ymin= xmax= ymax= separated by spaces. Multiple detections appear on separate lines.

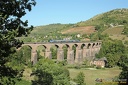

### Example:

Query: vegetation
xmin=0 ymin=0 xmax=36 ymax=84
xmin=1 ymin=2 xmax=128 ymax=84
xmin=118 ymin=54 xmax=128 ymax=84
xmin=76 ymin=8 xmax=128 ymax=27
xmin=69 ymin=68 xmax=121 ymax=85
xmin=19 ymin=24 xmax=75 ymax=42
xmin=18 ymin=8 xmax=128 ymax=84
xmin=122 ymin=25 xmax=128 ymax=36
xmin=31 ymin=59 xmax=70 ymax=85
xmin=96 ymin=38 xmax=126 ymax=67
xmin=73 ymin=72 xmax=86 ymax=85
xmin=18 ymin=8 xmax=128 ymax=43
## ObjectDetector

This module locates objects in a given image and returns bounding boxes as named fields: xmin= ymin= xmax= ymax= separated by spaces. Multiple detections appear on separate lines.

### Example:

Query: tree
xmin=122 ymin=26 xmax=128 ymax=36
xmin=96 ymin=39 xmax=125 ymax=67
xmin=0 ymin=0 xmax=36 ymax=84
xmin=118 ymin=54 xmax=128 ymax=84
xmin=74 ymin=72 xmax=86 ymax=85
xmin=32 ymin=59 xmax=70 ymax=85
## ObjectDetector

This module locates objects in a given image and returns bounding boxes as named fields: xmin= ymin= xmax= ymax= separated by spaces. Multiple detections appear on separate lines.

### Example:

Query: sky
xmin=22 ymin=0 xmax=128 ymax=26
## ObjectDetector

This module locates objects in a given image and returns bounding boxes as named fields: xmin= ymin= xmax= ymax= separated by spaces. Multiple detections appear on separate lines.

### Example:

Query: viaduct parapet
xmin=18 ymin=42 xmax=102 ymax=64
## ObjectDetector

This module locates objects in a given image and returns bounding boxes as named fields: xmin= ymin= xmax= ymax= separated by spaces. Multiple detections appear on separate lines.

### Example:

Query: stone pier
xmin=57 ymin=45 xmax=64 ymax=61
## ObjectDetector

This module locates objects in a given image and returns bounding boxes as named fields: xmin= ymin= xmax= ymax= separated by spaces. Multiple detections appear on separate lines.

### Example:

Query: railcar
xmin=49 ymin=40 xmax=80 ymax=43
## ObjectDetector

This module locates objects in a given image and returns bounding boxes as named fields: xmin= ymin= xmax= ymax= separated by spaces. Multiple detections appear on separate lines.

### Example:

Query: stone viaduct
xmin=18 ymin=41 xmax=102 ymax=65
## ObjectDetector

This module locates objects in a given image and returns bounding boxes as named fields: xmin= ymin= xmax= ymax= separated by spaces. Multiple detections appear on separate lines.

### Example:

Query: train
xmin=49 ymin=40 xmax=80 ymax=43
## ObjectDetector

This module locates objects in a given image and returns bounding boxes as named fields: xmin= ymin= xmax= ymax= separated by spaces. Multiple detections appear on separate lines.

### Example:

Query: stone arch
xmin=18 ymin=42 xmax=102 ymax=64
xmin=91 ymin=43 xmax=96 ymax=57
xmin=73 ymin=43 xmax=83 ymax=64
xmin=87 ymin=43 xmax=92 ymax=49
xmin=81 ymin=43 xmax=87 ymax=61
xmin=17 ymin=44 xmax=32 ymax=51
xmin=55 ymin=44 xmax=59 ymax=48
xmin=44 ymin=44 xmax=52 ymax=59
xmin=65 ymin=44 xmax=72 ymax=51
xmin=19 ymin=45 xmax=32 ymax=50
xmin=96 ymin=42 xmax=101 ymax=53
xmin=96 ymin=42 xmax=99 ymax=46
xmin=65 ymin=44 xmax=75 ymax=64
xmin=92 ymin=43 xmax=96 ymax=48
xmin=36 ymin=45 xmax=47 ymax=59
xmin=81 ymin=43 xmax=86 ymax=49
xmin=85 ymin=43 xmax=93 ymax=61
xmin=54 ymin=44 xmax=65 ymax=61
xmin=17 ymin=45 xmax=32 ymax=65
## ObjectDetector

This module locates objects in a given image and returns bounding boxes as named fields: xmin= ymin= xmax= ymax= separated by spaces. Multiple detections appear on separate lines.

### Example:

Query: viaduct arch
xmin=18 ymin=42 xmax=101 ymax=64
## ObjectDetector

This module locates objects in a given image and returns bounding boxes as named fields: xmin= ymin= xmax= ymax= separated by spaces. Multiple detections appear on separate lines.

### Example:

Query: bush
xmin=31 ymin=59 xmax=70 ymax=85
xmin=74 ymin=72 xmax=86 ymax=85
xmin=96 ymin=65 xmax=102 ymax=69
xmin=124 ymin=40 xmax=128 ymax=45
xmin=74 ymin=65 xmax=81 ymax=69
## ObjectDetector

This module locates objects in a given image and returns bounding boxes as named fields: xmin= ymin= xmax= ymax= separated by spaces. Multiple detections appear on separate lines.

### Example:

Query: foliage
xmin=73 ymin=72 xmax=86 ymax=85
xmin=95 ymin=24 xmax=105 ymax=32
xmin=122 ymin=25 xmax=128 ymax=36
xmin=50 ymin=47 xmax=57 ymax=59
xmin=124 ymin=40 xmax=128 ymax=45
xmin=96 ymin=65 xmax=102 ymax=69
xmin=17 ymin=46 xmax=31 ymax=66
xmin=31 ymin=59 xmax=70 ymax=85
xmin=118 ymin=54 xmax=128 ymax=84
xmin=57 ymin=60 xmax=68 ymax=66
xmin=0 ymin=0 xmax=36 ymax=84
xmin=15 ymin=79 xmax=31 ymax=85
xmin=90 ymin=32 xmax=109 ymax=41
xmin=63 ymin=46 xmax=68 ymax=59
xmin=18 ymin=8 xmax=128 ymax=43
xmin=21 ymin=24 xmax=74 ymax=42
xmin=96 ymin=39 xmax=125 ymax=67
xmin=69 ymin=68 xmax=121 ymax=85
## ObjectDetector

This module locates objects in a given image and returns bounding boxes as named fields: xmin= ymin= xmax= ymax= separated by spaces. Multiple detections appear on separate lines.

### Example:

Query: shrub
xmin=96 ymin=65 xmax=102 ymax=69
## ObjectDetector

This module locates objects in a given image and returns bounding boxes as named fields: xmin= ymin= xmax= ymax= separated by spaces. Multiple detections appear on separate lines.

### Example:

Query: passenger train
xmin=49 ymin=40 xmax=80 ymax=43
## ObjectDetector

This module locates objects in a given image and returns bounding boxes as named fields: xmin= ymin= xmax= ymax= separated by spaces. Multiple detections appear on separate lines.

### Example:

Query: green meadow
xmin=69 ymin=67 xmax=121 ymax=85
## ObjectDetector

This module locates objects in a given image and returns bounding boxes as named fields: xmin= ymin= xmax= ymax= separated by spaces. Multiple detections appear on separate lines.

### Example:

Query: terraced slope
xmin=61 ymin=26 xmax=96 ymax=34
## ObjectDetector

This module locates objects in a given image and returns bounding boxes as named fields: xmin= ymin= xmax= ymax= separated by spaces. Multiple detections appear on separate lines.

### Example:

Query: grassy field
xmin=20 ymin=66 xmax=121 ymax=85
xmin=68 ymin=67 xmax=121 ymax=85
xmin=102 ymin=26 xmax=124 ymax=35
xmin=102 ymin=26 xmax=128 ymax=41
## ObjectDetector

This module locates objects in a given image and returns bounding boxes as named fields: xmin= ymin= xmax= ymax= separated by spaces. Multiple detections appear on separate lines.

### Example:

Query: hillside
xmin=76 ymin=8 xmax=128 ymax=27
xmin=61 ymin=26 xmax=96 ymax=34
xmin=30 ymin=23 xmax=73 ymax=36
xmin=102 ymin=26 xmax=124 ymax=35
xmin=20 ymin=8 xmax=128 ymax=42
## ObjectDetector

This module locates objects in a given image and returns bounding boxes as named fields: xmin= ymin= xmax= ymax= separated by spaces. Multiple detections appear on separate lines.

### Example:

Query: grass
xmin=17 ymin=66 xmax=121 ymax=85
xmin=68 ymin=67 xmax=121 ymax=85
xmin=22 ymin=68 xmax=34 ymax=81
xmin=15 ymin=80 xmax=31 ymax=85
xmin=102 ymin=26 xmax=124 ymax=35
xmin=102 ymin=26 xmax=128 ymax=41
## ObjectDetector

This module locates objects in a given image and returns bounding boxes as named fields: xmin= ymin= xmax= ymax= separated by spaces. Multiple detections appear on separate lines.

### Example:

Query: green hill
xmin=102 ymin=26 xmax=124 ymax=35
xmin=76 ymin=8 xmax=128 ymax=27
xmin=30 ymin=23 xmax=73 ymax=36
xmin=20 ymin=8 xmax=128 ymax=42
